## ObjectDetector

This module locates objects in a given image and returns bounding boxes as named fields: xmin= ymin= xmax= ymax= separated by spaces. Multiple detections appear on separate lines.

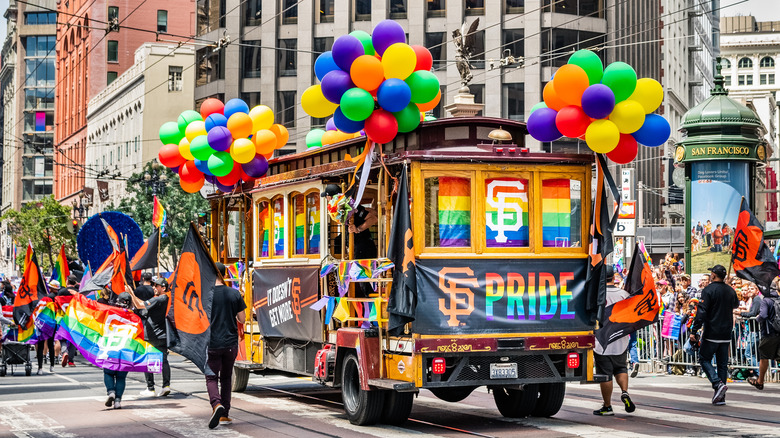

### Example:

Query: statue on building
xmin=452 ymin=18 xmax=480 ymax=88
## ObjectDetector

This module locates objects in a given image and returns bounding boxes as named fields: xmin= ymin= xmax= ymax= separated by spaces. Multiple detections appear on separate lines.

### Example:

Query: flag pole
xmin=727 ymin=197 xmax=745 ymax=278
xmin=157 ymin=225 xmax=161 ymax=276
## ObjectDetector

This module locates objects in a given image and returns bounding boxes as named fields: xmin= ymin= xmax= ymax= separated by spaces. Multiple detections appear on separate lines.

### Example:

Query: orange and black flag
xmin=387 ymin=165 xmax=417 ymax=335
xmin=595 ymin=243 xmax=660 ymax=348
xmin=101 ymin=216 xmax=121 ymax=252
xmin=13 ymin=243 xmax=48 ymax=328
xmin=732 ymin=198 xmax=780 ymax=296
xmin=130 ymin=227 xmax=159 ymax=271
xmin=584 ymin=154 xmax=620 ymax=324
xmin=166 ymin=222 xmax=218 ymax=373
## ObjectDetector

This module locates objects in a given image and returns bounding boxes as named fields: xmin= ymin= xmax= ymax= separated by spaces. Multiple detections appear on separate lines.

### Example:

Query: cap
xmin=215 ymin=262 xmax=227 ymax=277
xmin=116 ymin=292 xmax=132 ymax=307
xmin=152 ymin=276 xmax=168 ymax=288
xmin=606 ymin=265 xmax=614 ymax=281
xmin=321 ymin=184 xmax=341 ymax=198
xmin=67 ymin=274 xmax=78 ymax=284
xmin=48 ymin=279 xmax=61 ymax=289
xmin=708 ymin=264 xmax=727 ymax=278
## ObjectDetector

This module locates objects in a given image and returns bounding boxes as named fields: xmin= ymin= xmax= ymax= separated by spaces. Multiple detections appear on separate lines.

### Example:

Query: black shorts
xmin=595 ymin=350 xmax=628 ymax=377
xmin=758 ymin=335 xmax=780 ymax=361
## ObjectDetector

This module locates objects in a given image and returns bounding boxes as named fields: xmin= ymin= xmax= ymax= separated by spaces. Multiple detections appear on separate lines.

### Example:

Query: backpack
xmin=769 ymin=297 xmax=780 ymax=333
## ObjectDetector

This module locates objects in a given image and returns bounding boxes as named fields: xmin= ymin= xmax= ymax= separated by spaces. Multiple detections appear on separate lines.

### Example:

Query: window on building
xmin=277 ymin=90 xmax=297 ymax=127
xmin=168 ymin=66 xmax=182 ymax=91
xmin=277 ymin=39 xmax=297 ymax=76
xmin=502 ymin=83 xmax=524 ymax=121
xmin=197 ymin=0 xmax=226 ymax=34
xmin=389 ymin=0 xmax=407 ymax=18
xmin=760 ymin=56 xmax=774 ymax=68
xmin=242 ymin=41 xmax=262 ymax=78
xmin=738 ymin=75 xmax=745 ymax=86
xmin=196 ymin=47 xmax=225 ymax=86
xmin=135 ymin=136 xmax=139 ymax=152
xmin=761 ymin=74 xmax=767 ymax=85
xmin=257 ymin=200 xmax=271 ymax=257
xmin=23 ymin=134 xmax=53 ymax=154
xmin=472 ymin=31 xmax=485 ymax=69
xmin=107 ymin=40 xmax=118 ymax=62
xmin=107 ymin=71 xmax=117 ymax=85
xmin=542 ymin=29 xmax=605 ymax=67
xmin=245 ymin=0 xmax=261 ymax=26
xmin=506 ymin=0 xmax=524 ymax=13
xmin=22 ymin=157 xmax=53 ymax=177
xmin=485 ymin=176 xmax=529 ymax=248
xmin=126 ymin=141 xmax=130 ymax=157
xmin=747 ymin=74 xmax=754 ymax=85
xmin=320 ymin=0 xmax=334 ymax=22
xmin=22 ymin=180 xmax=52 ymax=201
xmin=290 ymin=191 xmax=321 ymax=256
xmin=503 ymin=29 xmax=524 ymax=58
xmin=738 ymin=57 xmax=752 ymax=69
xmin=25 ymin=12 xmax=57 ymax=25
xmin=281 ymin=0 xmax=298 ymax=24
xmin=465 ymin=0 xmax=484 ymax=16
xmin=157 ymin=10 xmax=168 ymax=33
xmin=770 ymin=74 xmax=775 ymax=85
xmin=108 ymin=6 xmax=119 ymax=22
xmin=24 ymin=35 xmax=55 ymax=57
xmin=471 ymin=84 xmax=484 ymax=115
xmin=724 ymin=75 xmax=731 ymax=86
xmin=425 ymin=32 xmax=446 ymax=70
xmin=720 ymin=58 xmax=731 ymax=69
xmin=24 ymin=88 xmax=54 ymax=109
xmin=25 ymin=59 xmax=55 ymax=87
xmin=427 ymin=0 xmax=445 ymax=17
xmin=241 ymin=92 xmax=262 ymax=108
xmin=578 ymin=0 xmax=601 ymax=16
xmin=24 ymin=111 xmax=53 ymax=132
xmin=355 ymin=0 xmax=371 ymax=20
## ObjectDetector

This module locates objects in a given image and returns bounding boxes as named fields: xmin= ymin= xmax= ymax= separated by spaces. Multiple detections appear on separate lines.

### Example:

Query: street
xmin=0 ymin=354 xmax=777 ymax=438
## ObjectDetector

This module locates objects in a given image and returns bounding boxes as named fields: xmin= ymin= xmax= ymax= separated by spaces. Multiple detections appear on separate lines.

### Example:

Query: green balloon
xmin=340 ymin=88 xmax=376 ymax=122
xmin=406 ymin=71 xmax=440 ymax=104
xmin=208 ymin=151 xmax=234 ymax=177
xmin=350 ymin=30 xmax=375 ymax=56
xmin=177 ymin=110 xmax=203 ymax=133
xmin=306 ymin=129 xmax=326 ymax=148
xmin=568 ymin=50 xmax=604 ymax=85
xmin=159 ymin=121 xmax=184 ymax=145
xmin=601 ymin=62 xmax=637 ymax=103
xmin=393 ymin=103 xmax=421 ymax=133
xmin=189 ymin=135 xmax=216 ymax=161
xmin=529 ymin=102 xmax=548 ymax=116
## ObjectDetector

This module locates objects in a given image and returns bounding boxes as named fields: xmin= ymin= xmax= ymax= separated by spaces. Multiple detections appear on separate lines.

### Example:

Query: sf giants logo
xmin=486 ymin=179 xmax=526 ymax=243
xmin=291 ymin=278 xmax=302 ymax=323
xmin=438 ymin=267 xmax=478 ymax=327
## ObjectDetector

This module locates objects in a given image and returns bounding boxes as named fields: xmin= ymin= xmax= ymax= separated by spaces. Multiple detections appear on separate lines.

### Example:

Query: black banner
xmin=253 ymin=267 xmax=322 ymax=342
xmin=415 ymin=259 xmax=593 ymax=335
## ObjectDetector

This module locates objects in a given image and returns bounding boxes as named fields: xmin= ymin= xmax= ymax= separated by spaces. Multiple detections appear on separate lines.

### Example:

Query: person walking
xmin=57 ymin=275 xmax=79 ymax=367
xmin=690 ymin=265 xmax=739 ymax=405
xmin=103 ymin=291 xmax=132 ymax=409
xmin=126 ymin=277 xmax=171 ymax=398
xmin=206 ymin=262 xmax=246 ymax=429
xmin=134 ymin=272 xmax=155 ymax=301
xmin=747 ymin=287 xmax=780 ymax=390
xmin=593 ymin=267 xmax=636 ymax=416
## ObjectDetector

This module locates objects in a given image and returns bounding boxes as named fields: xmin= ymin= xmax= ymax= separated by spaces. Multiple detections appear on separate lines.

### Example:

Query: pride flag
xmin=308 ymin=198 xmax=320 ymax=254
xmin=226 ymin=261 xmax=244 ymax=280
xmin=57 ymin=294 xmax=163 ymax=373
xmin=294 ymin=198 xmax=306 ymax=255
xmin=273 ymin=198 xmax=285 ymax=256
xmin=542 ymin=179 xmax=572 ymax=247
xmin=51 ymin=244 xmax=69 ymax=285
xmin=485 ymin=178 xmax=528 ymax=247
xmin=33 ymin=297 xmax=60 ymax=340
xmin=258 ymin=203 xmax=270 ymax=257
xmin=152 ymin=196 xmax=167 ymax=229
xmin=438 ymin=177 xmax=471 ymax=247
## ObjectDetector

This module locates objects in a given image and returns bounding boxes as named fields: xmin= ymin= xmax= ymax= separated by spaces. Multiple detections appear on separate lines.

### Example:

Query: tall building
xmin=194 ymin=0 xmax=608 ymax=153
xmin=54 ymin=0 xmax=196 ymax=205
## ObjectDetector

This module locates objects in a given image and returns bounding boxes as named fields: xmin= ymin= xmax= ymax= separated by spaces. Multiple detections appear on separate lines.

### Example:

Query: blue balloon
xmin=377 ymin=78 xmax=411 ymax=113
xmin=321 ymin=70 xmax=355 ymax=104
xmin=194 ymin=158 xmax=214 ymax=176
xmin=333 ymin=107 xmax=365 ymax=134
xmin=205 ymin=113 xmax=228 ymax=131
xmin=581 ymin=84 xmax=615 ymax=119
xmin=315 ymin=51 xmax=340 ymax=82
xmin=223 ymin=98 xmax=249 ymax=119
xmin=527 ymin=107 xmax=562 ymax=142
xmin=331 ymin=35 xmax=364 ymax=72
xmin=632 ymin=114 xmax=671 ymax=147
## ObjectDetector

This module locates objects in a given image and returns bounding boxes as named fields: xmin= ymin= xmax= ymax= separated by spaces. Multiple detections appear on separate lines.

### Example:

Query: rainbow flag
xmin=226 ymin=261 xmax=244 ymax=280
xmin=152 ymin=196 xmax=167 ymax=229
xmin=259 ymin=203 xmax=271 ymax=257
xmin=294 ymin=198 xmax=306 ymax=255
xmin=308 ymin=197 xmax=320 ymax=254
xmin=438 ymin=177 xmax=471 ymax=247
xmin=485 ymin=178 xmax=529 ymax=247
xmin=51 ymin=244 xmax=69 ymax=285
xmin=33 ymin=297 xmax=60 ymax=340
xmin=56 ymin=294 xmax=163 ymax=373
xmin=542 ymin=179 xmax=572 ymax=247
xmin=273 ymin=198 xmax=285 ymax=256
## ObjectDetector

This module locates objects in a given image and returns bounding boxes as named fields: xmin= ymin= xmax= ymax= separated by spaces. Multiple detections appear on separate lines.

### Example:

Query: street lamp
xmin=141 ymin=162 xmax=169 ymax=197
xmin=72 ymin=192 xmax=90 ymax=221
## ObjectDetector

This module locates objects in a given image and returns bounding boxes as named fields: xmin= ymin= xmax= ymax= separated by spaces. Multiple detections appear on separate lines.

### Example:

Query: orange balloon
xmin=350 ymin=55 xmax=384 ymax=91
xmin=552 ymin=64 xmax=589 ymax=106
xmin=543 ymin=82 xmax=567 ymax=111
xmin=227 ymin=113 xmax=253 ymax=139
xmin=321 ymin=130 xmax=340 ymax=146
xmin=262 ymin=151 xmax=274 ymax=160
xmin=254 ymin=129 xmax=277 ymax=155
xmin=180 ymin=175 xmax=205 ymax=193
xmin=417 ymin=89 xmax=442 ymax=112
xmin=269 ymin=124 xmax=289 ymax=149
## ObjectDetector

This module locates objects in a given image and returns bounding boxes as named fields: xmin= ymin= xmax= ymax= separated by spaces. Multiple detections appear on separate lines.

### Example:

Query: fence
xmin=634 ymin=314 xmax=780 ymax=382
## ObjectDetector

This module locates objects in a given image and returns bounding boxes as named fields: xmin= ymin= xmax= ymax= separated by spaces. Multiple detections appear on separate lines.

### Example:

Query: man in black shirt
xmin=127 ymin=277 xmax=171 ymax=397
xmin=206 ymin=263 xmax=247 ymax=429
xmin=134 ymin=272 xmax=155 ymax=301
xmin=690 ymin=264 xmax=739 ymax=405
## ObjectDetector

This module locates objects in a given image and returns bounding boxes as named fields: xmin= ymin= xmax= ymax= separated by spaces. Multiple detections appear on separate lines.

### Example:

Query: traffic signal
xmin=72 ymin=219 xmax=80 ymax=235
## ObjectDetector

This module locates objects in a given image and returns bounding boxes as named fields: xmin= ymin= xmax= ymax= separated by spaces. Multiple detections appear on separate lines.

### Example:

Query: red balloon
xmin=555 ymin=105 xmax=591 ymax=138
xmin=180 ymin=176 xmax=205 ymax=193
xmin=158 ymin=143 xmax=186 ymax=168
xmin=179 ymin=160 xmax=204 ymax=184
xmin=606 ymin=134 xmax=638 ymax=164
xmin=217 ymin=163 xmax=242 ymax=186
xmin=412 ymin=45 xmax=433 ymax=71
xmin=364 ymin=109 xmax=398 ymax=144
xmin=200 ymin=98 xmax=225 ymax=119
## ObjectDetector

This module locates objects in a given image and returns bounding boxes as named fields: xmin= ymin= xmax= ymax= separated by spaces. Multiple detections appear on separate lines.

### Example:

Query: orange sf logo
xmin=171 ymin=252 xmax=210 ymax=335
xmin=291 ymin=278 xmax=301 ymax=323
xmin=437 ymin=267 xmax=478 ymax=327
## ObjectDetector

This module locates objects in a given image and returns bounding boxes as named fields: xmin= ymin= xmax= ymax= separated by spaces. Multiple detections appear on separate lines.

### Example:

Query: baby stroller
xmin=0 ymin=306 xmax=33 ymax=376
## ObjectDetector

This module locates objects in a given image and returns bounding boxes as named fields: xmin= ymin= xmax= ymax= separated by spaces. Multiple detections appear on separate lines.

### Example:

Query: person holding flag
xmin=126 ymin=277 xmax=171 ymax=398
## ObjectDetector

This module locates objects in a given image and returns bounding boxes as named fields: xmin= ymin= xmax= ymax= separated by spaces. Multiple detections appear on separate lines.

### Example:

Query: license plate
xmin=489 ymin=363 xmax=518 ymax=379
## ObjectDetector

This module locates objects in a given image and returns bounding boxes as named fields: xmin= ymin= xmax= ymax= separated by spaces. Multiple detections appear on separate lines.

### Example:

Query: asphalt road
xmin=0 ymin=353 xmax=778 ymax=437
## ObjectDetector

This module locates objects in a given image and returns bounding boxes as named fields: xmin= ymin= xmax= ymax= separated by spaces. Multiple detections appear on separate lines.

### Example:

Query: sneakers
xmin=139 ymin=388 xmax=156 ymax=397
xmin=630 ymin=363 xmax=639 ymax=378
xmin=114 ymin=400 xmax=122 ymax=409
xmin=61 ymin=353 xmax=69 ymax=368
xmin=621 ymin=391 xmax=636 ymax=413
xmin=158 ymin=386 xmax=171 ymax=397
xmin=593 ymin=405 xmax=614 ymax=416
xmin=68 ymin=362 xmax=75 ymax=367
xmin=219 ymin=417 xmax=233 ymax=425
xmin=209 ymin=404 xmax=226 ymax=429
xmin=36 ymin=367 xmax=42 ymax=375
xmin=49 ymin=365 xmax=54 ymax=373
xmin=105 ymin=392 xmax=116 ymax=408
xmin=712 ymin=383 xmax=728 ymax=405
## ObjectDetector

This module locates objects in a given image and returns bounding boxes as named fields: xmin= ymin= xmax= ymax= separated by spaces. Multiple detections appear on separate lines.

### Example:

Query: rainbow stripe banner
xmin=485 ymin=178 xmax=529 ymax=247
xmin=51 ymin=244 xmax=69 ymax=285
xmin=294 ymin=198 xmax=306 ymax=255
xmin=33 ymin=297 xmax=60 ymax=340
xmin=259 ymin=203 xmax=270 ymax=257
xmin=56 ymin=294 xmax=163 ymax=373
xmin=152 ymin=196 xmax=167 ymax=229
xmin=308 ymin=197 xmax=320 ymax=254
xmin=438 ymin=177 xmax=471 ymax=247
xmin=273 ymin=198 xmax=285 ymax=256
xmin=542 ymin=179 xmax=572 ymax=247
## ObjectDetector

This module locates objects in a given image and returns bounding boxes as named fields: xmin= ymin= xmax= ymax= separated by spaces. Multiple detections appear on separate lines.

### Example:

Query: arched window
xmin=760 ymin=56 xmax=775 ymax=68
xmin=720 ymin=58 xmax=731 ymax=69
xmin=738 ymin=57 xmax=753 ymax=69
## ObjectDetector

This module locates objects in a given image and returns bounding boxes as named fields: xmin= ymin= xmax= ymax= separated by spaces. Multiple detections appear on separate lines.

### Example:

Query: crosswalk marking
xmin=135 ymin=408 xmax=253 ymax=438
xmin=0 ymin=406 xmax=76 ymax=438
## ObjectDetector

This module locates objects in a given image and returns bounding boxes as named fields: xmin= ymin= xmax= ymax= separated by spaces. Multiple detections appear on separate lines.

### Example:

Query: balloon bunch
xmin=158 ymin=98 xmax=288 ymax=193
xmin=527 ymin=50 xmax=671 ymax=164
xmin=306 ymin=116 xmax=366 ymax=149
xmin=301 ymin=20 xmax=442 ymax=144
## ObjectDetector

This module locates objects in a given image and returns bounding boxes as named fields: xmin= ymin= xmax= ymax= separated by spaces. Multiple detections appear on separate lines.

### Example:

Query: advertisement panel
xmin=252 ymin=267 xmax=322 ymax=342
xmin=690 ymin=161 xmax=749 ymax=274
xmin=414 ymin=259 xmax=591 ymax=335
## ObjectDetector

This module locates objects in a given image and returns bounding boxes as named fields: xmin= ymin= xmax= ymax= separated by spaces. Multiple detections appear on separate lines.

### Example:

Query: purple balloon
xmin=581 ymin=84 xmax=615 ymax=119
xmin=321 ymin=70 xmax=355 ymax=104
xmin=377 ymin=78 xmax=411 ymax=112
xmin=205 ymin=174 xmax=218 ymax=184
xmin=207 ymin=126 xmax=233 ymax=152
xmin=527 ymin=107 xmax=562 ymax=142
xmin=170 ymin=166 xmax=180 ymax=174
xmin=242 ymin=155 xmax=269 ymax=178
xmin=372 ymin=20 xmax=406 ymax=56
xmin=333 ymin=107 xmax=364 ymax=134
xmin=632 ymin=114 xmax=671 ymax=147
xmin=215 ymin=181 xmax=236 ymax=193
xmin=332 ymin=35 xmax=364 ymax=72
xmin=325 ymin=117 xmax=337 ymax=131
xmin=205 ymin=113 xmax=228 ymax=131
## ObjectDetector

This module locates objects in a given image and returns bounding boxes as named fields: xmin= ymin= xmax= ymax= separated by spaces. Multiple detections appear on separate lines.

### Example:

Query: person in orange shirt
xmin=710 ymin=224 xmax=723 ymax=253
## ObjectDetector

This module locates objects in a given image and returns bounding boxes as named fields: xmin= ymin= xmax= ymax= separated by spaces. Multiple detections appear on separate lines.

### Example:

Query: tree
xmin=1 ymin=196 xmax=77 ymax=274
xmin=115 ymin=162 xmax=209 ymax=270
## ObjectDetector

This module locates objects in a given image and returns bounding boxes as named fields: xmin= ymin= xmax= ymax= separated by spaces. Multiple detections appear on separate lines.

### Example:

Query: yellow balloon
xmin=609 ymin=100 xmax=645 ymax=134
xmin=629 ymin=78 xmax=664 ymax=113
xmin=301 ymin=85 xmax=338 ymax=118
xmin=184 ymin=120 xmax=207 ymax=141
xmin=230 ymin=138 xmax=256 ymax=164
xmin=178 ymin=137 xmax=194 ymax=160
xmin=321 ymin=130 xmax=340 ymax=146
xmin=585 ymin=119 xmax=620 ymax=153
xmin=249 ymin=105 xmax=274 ymax=132
xmin=381 ymin=43 xmax=416 ymax=80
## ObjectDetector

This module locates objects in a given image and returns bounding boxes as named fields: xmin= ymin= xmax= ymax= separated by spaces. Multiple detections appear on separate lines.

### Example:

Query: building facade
xmin=85 ymin=43 xmax=195 ymax=213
